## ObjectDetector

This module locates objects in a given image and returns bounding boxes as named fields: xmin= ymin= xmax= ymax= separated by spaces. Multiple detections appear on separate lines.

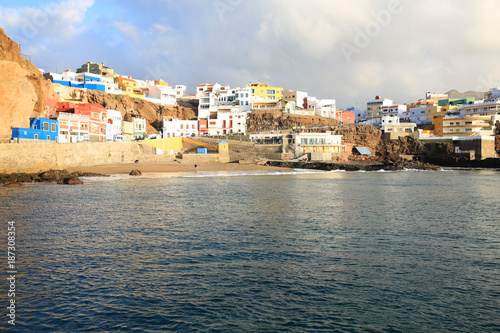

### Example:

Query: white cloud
xmin=4 ymin=0 xmax=500 ymax=106
xmin=0 ymin=0 xmax=94 ymax=42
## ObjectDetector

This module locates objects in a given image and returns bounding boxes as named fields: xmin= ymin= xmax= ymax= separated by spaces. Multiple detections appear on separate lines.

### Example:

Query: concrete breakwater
xmin=0 ymin=142 xmax=175 ymax=173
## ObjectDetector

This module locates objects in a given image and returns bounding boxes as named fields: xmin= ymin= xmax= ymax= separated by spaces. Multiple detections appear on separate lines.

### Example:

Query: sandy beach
xmin=66 ymin=162 xmax=290 ymax=175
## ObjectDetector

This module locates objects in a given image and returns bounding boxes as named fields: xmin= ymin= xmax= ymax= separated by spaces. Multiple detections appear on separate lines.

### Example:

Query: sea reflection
xmin=0 ymin=170 xmax=499 ymax=332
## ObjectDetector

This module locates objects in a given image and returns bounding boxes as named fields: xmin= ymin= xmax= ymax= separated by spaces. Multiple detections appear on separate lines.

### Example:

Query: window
xmin=246 ymin=101 xmax=249 ymax=105
xmin=465 ymin=128 xmax=472 ymax=132
xmin=51 ymin=123 xmax=56 ymax=132
xmin=465 ymin=121 xmax=472 ymax=125
xmin=47 ymin=135 xmax=50 ymax=140
xmin=43 ymin=122 xmax=49 ymax=131
xmin=34 ymin=134 xmax=38 ymax=140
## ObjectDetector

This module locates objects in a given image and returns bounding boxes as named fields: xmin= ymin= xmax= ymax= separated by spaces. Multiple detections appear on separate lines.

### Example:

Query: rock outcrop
xmin=0 ymin=169 xmax=102 ymax=184
xmin=0 ymin=28 xmax=58 ymax=142
xmin=331 ymin=125 xmax=382 ymax=155
xmin=247 ymin=109 xmax=340 ymax=132
xmin=376 ymin=136 xmax=425 ymax=161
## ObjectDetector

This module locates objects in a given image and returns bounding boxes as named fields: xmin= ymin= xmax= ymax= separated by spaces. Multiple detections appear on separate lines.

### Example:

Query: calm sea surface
xmin=0 ymin=169 xmax=499 ymax=332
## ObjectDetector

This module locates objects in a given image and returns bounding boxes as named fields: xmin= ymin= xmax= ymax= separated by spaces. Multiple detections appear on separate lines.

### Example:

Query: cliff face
xmin=0 ymin=28 xmax=58 ymax=142
xmin=247 ymin=109 xmax=340 ymax=132
xmin=54 ymin=84 xmax=197 ymax=134
xmin=331 ymin=125 xmax=382 ymax=154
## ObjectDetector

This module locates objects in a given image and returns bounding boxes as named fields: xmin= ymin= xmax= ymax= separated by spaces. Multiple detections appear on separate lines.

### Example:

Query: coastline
xmin=65 ymin=162 xmax=291 ymax=175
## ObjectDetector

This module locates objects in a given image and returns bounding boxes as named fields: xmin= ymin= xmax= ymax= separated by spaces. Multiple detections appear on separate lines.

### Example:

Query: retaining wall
xmin=0 ymin=142 xmax=175 ymax=173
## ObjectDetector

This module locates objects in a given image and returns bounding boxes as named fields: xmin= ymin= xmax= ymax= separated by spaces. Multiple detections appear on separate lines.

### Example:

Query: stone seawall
xmin=179 ymin=152 xmax=230 ymax=164
xmin=0 ymin=142 xmax=175 ymax=173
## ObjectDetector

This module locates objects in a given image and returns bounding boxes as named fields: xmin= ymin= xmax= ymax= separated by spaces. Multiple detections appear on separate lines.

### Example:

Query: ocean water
xmin=0 ymin=169 xmax=499 ymax=332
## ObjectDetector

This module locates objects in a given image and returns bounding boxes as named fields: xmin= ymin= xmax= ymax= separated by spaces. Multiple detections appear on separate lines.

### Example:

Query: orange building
xmin=336 ymin=111 xmax=355 ymax=124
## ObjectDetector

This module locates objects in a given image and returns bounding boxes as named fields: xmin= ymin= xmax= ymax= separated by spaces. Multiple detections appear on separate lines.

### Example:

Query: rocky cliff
xmin=0 ymin=28 xmax=58 ymax=142
xmin=247 ymin=109 xmax=340 ymax=132
xmin=331 ymin=124 xmax=382 ymax=154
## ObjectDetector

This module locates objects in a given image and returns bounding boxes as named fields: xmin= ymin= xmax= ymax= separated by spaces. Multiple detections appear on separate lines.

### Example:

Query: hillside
xmin=247 ymin=109 xmax=341 ymax=132
xmin=54 ymin=84 xmax=197 ymax=134
xmin=445 ymin=89 xmax=485 ymax=100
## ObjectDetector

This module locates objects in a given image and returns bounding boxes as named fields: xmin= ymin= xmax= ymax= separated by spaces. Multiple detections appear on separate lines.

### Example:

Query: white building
xmin=196 ymin=83 xmax=233 ymax=118
xmin=460 ymin=100 xmax=500 ymax=117
xmin=207 ymin=111 xmax=247 ymax=135
xmin=407 ymin=106 xmax=429 ymax=124
xmin=145 ymin=80 xmax=177 ymax=106
xmin=106 ymin=109 xmax=123 ymax=141
xmin=236 ymin=87 xmax=253 ymax=112
xmin=292 ymin=132 xmax=345 ymax=154
xmin=302 ymin=97 xmax=336 ymax=118
xmin=133 ymin=117 xmax=147 ymax=139
xmin=100 ymin=76 xmax=122 ymax=95
xmin=367 ymin=96 xmax=394 ymax=118
xmin=316 ymin=99 xmax=336 ymax=118
xmin=283 ymin=90 xmax=308 ymax=109
xmin=381 ymin=115 xmax=416 ymax=133
xmin=381 ymin=104 xmax=407 ymax=116
xmin=198 ymin=92 xmax=217 ymax=119
xmin=175 ymin=85 xmax=187 ymax=98
xmin=347 ymin=106 xmax=365 ymax=122
xmin=162 ymin=118 xmax=198 ymax=138
xmin=196 ymin=83 xmax=230 ymax=99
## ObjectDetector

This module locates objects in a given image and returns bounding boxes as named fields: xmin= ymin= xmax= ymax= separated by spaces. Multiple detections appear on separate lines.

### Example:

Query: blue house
xmin=44 ymin=72 xmax=106 ymax=92
xmin=11 ymin=117 xmax=59 ymax=142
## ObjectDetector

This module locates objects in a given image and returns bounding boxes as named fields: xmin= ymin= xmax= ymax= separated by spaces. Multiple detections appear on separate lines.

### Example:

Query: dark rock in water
xmin=129 ymin=169 xmax=142 ymax=176
xmin=38 ymin=169 xmax=71 ymax=182
xmin=57 ymin=178 xmax=84 ymax=185
xmin=3 ymin=182 xmax=24 ymax=188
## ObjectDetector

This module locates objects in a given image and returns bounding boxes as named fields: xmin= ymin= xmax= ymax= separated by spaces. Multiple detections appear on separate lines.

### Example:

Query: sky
xmin=1 ymin=0 xmax=500 ymax=108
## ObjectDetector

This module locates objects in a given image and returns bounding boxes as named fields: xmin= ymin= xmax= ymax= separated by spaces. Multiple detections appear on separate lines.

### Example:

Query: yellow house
xmin=217 ymin=140 xmax=229 ymax=152
xmin=434 ymin=115 xmax=495 ymax=137
xmin=121 ymin=120 xmax=134 ymax=141
xmin=115 ymin=76 xmax=145 ymax=99
xmin=250 ymin=83 xmax=283 ymax=101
